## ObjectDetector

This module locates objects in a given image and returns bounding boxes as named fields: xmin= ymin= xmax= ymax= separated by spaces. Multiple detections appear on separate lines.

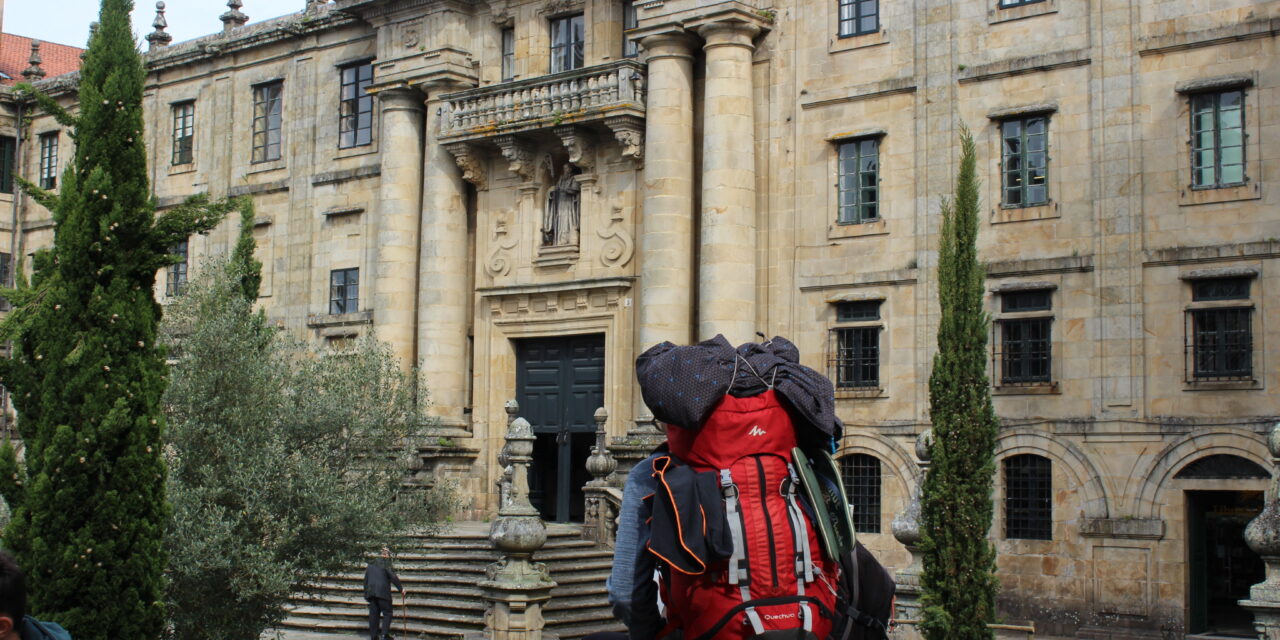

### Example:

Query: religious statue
xmin=542 ymin=162 xmax=581 ymax=247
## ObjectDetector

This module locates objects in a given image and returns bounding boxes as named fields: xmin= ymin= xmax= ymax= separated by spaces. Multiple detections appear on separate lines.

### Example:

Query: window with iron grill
xmin=38 ymin=132 xmax=58 ymax=190
xmin=252 ymin=81 xmax=284 ymax=163
xmin=329 ymin=268 xmax=359 ymax=315
xmin=1190 ymin=90 xmax=1245 ymax=189
xmin=172 ymin=101 xmax=195 ymax=165
xmin=0 ymin=136 xmax=15 ymax=194
xmin=831 ymin=326 xmax=880 ymax=389
xmin=838 ymin=0 xmax=878 ymax=37
xmin=1004 ymin=454 xmax=1052 ymax=540
xmin=997 ymin=290 xmax=1052 ymax=385
xmin=167 ymin=240 xmax=188 ymax=297
xmin=339 ymin=62 xmax=374 ymax=149
xmin=840 ymin=454 xmax=881 ymax=533
xmin=837 ymin=138 xmax=879 ymax=225
xmin=549 ymin=15 xmax=585 ymax=74
xmin=623 ymin=0 xmax=639 ymax=58
xmin=1189 ymin=308 xmax=1252 ymax=380
xmin=1001 ymin=116 xmax=1048 ymax=207
xmin=501 ymin=28 xmax=516 ymax=81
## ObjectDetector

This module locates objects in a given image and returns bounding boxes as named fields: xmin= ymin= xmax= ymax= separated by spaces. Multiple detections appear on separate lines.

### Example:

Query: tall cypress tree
xmin=919 ymin=127 xmax=1000 ymax=640
xmin=0 ymin=1 xmax=226 ymax=637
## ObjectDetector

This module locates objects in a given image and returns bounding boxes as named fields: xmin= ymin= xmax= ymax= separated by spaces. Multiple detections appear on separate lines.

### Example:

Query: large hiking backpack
xmin=648 ymin=390 xmax=840 ymax=640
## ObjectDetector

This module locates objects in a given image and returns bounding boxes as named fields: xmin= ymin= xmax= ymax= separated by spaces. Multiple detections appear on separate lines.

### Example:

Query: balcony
xmin=437 ymin=60 xmax=645 ymax=146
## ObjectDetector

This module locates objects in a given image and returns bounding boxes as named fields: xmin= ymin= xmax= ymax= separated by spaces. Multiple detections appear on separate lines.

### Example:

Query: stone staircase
xmin=277 ymin=522 xmax=625 ymax=640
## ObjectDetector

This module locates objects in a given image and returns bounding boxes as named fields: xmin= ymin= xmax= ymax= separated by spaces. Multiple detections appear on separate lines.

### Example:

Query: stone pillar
xmin=697 ymin=21 xmax=760 ymax=344
xmin=1240 ymin=423 xmax=1280 ymax=638
xmin=889 ymin=430 xmax=932 ymax=639
xmin=373 ymin=86 xmax=426 ymax=370
xmin=417 ymin=89 xmax=471 ymax=429
xmin=634 ymin=31 xmax=696 ymax=431
xmin=583 ymin=407 xmax=619 ymax=545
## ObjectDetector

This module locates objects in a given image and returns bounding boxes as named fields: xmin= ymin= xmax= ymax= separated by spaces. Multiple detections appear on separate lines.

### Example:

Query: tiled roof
xmin=0 ymin=33 xmax=83 ymax=86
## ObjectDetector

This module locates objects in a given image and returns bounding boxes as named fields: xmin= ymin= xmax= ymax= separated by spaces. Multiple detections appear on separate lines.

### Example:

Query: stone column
xmin=1240 ymin=423 xmax=1280 ymax=637
xmin=889 ymin=430 xmax=932 ymax=639
xmin=634 ymin=31 xmax=696 ymax=431
xmin=697 ymin=21 xmax=760 ymax=344
xmin=417 ymin=88 xmax=471 ymax=429
xmin=373 ymin=86 xmax=426 ymax=369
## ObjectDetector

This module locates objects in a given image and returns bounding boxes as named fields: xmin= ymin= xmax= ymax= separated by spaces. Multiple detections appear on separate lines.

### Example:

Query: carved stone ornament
xmin=401 ymin=22 xmax=422 ymax=49
xmin=495 ymin=135 xmax=537 ymax=182
xmin=597 ymin=205 xmax=635 ymax=268
xmin=486 ymin=212 xmax=519 ymax=278
xmin=538 ymin=0 xmax=582 ymax=16
xmin=605 ymin=116 xmax=644 ymax=162
xmin=555 ymin=125 xmax=596 ymax=173
xmin=445 ymin=143 xmax=487 ymax=190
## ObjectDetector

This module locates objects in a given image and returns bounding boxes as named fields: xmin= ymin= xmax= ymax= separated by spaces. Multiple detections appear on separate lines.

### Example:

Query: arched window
xmin=1004 ymin=454 xmax=1052 ymax=540
xmin=1174 ymin=454 xmax=1270 ymax=479
xmin=840 ymin=453 xmax=881 ymax=533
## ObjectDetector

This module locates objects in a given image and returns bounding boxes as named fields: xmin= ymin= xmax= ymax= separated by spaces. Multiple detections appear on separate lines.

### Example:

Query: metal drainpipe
xmin=2 ymin=99 xmax=22 ymax=445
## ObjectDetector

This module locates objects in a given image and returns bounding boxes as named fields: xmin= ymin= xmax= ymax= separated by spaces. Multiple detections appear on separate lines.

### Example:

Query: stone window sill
xmin=306 ymin=311 xmax=373 ymax=334
xmin=1183 ymin=379 xmax=1262 ymax=392
xmin=988 ymin=0 xmax=1057 ymax=25
xmin=334 ymin=144 xmax=378 ymax=162
xmin=830 ymin=30 xmax=889 ymax=54
xmin=991 ymin=202 xmax=1058 ymax=224
xmin=993 ymin=382 xmax=1060 ymax=395
xmin=246 ymin=160 xmax=286 ymax=176
xmin=836 ymin=387 xmax=887 ymax=400
xmin=1179 ymin=182 xmax=1261 ymax=207
xmin=168 ymin=164 xmax=197 ymax=176
xmin=830 ymin=218 xmax=887 ymax=240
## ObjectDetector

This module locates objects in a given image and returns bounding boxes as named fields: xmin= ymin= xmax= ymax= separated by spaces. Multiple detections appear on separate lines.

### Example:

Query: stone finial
xmin=305 ymin=0 xmax=328 ymax=12
xmin=915 ymin=427 xmax=934 ymax=462
xmin=22 ymin=40 xmax=45 ymax=81
xmin=585 ymin=407 xmax=618 ymax=484
xmin=504 ymin=399 xmax=520 ymax=425
xmin=220 ymin=0 xmax=249 ymax=32
xmin=1241 ymin=423 xmax=1280 ymax=633
xmin=146 ymin=2 xmax=173 ymax=50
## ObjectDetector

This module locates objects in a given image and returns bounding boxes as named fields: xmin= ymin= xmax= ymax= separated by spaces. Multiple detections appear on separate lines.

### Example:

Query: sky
xmin=5 ymin=0 xmax=308 ymax=49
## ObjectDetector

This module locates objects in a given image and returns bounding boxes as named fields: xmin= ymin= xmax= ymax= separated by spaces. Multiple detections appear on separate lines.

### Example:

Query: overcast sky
xmin=6 ymin=0 xmax=308 ymax=48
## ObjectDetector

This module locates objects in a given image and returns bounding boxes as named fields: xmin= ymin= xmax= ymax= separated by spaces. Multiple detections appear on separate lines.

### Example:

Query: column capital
xmin=636 ymin=29 xmax=698 ymax=59
xmin=697 ymin=20 xmax=762 ymax=49
xmin=369 ymin=82 xmax=426 ymax=110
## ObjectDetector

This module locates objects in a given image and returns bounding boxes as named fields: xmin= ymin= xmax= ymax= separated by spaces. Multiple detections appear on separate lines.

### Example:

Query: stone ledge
xmin=477 ymin=276 xmax=635 ymax=297
xmin=798 ymin=268 xmax=918 ymax=292
xmin=144 ymin=8 xmax=357 ymax=73
xmin=800 ymin=77 xmax=916 ymax=110
xmin=985 ymin=255 xmax=1093 ymax=278
xmin=1138 ymin=17 xmax=1280 ymax=56
xmin=322 ymin=206 xmax=366 ymax=218
xmin=229 ymin=179 xmax=290 ymax=197
xmin=1079 ymin=517 xmax=1164 ymax=539
xmin=306 ymin=310 xmax=373 ymax=329
xmin=957 ymin=48 xmax=1090 ymax=84
xmin=311 ymin=164 xmax=381 ymax=187
xmin=1179 ymin=266 xmax=1259 ymax=280
xmin=986 ymin=102 xmax=1058 ymax=120
xmin=1175 ymin=73 xmax=1254 ymax=94
xmin=1144 ymin=240 xmax=1280 ymax=267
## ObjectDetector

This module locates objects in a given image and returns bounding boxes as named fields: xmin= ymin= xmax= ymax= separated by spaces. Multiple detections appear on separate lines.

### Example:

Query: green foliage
xmin=919 ymin=126 xmax=1000 ymax=640
xmin=160 ymin=247 xmax=457 ymax=640
xmin=0 ymin=2 xmax=226 ymax=638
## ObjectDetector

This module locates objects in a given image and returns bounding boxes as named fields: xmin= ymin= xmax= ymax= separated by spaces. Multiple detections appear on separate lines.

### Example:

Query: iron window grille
xmin=252 ymin=81 xmax=284 ymax=163
xmin=622 ymin=0 xmax=639 ymax=58
xmin=829 ymin=300 xmax=882 ymax=393
xmin=1190 ymin=90 xmax=1246 ymax=189
xmin=994 ymin=290 xmax=1053 ymax=385
xmin=329 ymin=268 xmax=359 ymax=315
xmin=166 ymin=240 xmax=188 ymax=297
xmin=1186 ymin=307 xmax=1253 ymax=381
xmin=837 ymin=138 xmax=879 ymax=225
xmin=501 ymin=28 xmax=516 ymax=81
xmin=838 ymin=0 xmax=879 ymax=37
xmin=0 ymin=136 xmax=15 ymax=194
xmin=38 ymin=132 xmax=58 ymax=190
xmin=171 ymin=101 xmax=195 ymax=165
xmin=1001 ymin=116 xmax=1048 ymax=207
xmin=339 ymin=62 xmax=375 ymax=149
xmin=840 ymin=453 xmax=882 ymax=534
xmin=1004 ymin=454 xmax=1052 ymax=540
xmin=549 ymin=14 xmax=585 ymax=74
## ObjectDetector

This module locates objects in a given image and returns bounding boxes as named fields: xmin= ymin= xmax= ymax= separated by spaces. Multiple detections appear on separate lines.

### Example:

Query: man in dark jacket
xmin=363 ymin=546 xmax=406 ymax=640
xmin=0 ymin=550 xmax=73 ymax=640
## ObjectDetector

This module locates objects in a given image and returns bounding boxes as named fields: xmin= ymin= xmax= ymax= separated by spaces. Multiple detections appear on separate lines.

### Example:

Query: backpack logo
xmin=747 ymin=425 xmax=767 ymax=436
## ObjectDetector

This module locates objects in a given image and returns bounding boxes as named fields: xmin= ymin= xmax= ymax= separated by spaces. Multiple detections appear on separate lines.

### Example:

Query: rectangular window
xmin=329 ymin=268 xmax=359 ymax=315
xmin=252 ymin=81 xmax=284 ymax=163
xmin=838 ymin=0 xmax=878 ymax=37
xmin=837 ymin=138 xmax=879 ymax=225
xmin=1187 ymin=277 xmax=1252 ymax=381
xmin=0 ymin=252 xmax=11 ymax=311
xmin=167 ymin=240 xmax=189 ymax=297
xmin=1192 ymin=277 xmax=1250 ymax=302
xmin=840 ymin=454 xmax=882 ymax=534
xmin=1001 ymin=116 xmax=1048 ymax=207
xmin=999 ymin=290 xmax=1052 ymax=385
xmin=0 ymin=136 xmax=15 ymax=194
xmin=171 ymin=101 xmax=195 ymax=165
xmin=501 ymin=28 xmax=516 ymax=81
xmin=339 ymin=62 xmax=374 ymax=149
xmin=837 ymin=300 xmax=880 ymax=322
xmin=622 ymin=0 xmax=639 ymax=58
xmin=38 ymin=132 xmax=58 ymax=190
xmin=1005 ymin=455 xmax=1052 ymax=540
xmin=1191 ymin=90 xmax=1246 ymax=189
xmin=549 ymin=14 xmax=585 ymax=74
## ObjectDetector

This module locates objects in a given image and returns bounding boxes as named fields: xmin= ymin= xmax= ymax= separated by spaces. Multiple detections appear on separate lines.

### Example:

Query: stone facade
xmin=0 ymin=0 xmax=1277 ymax=636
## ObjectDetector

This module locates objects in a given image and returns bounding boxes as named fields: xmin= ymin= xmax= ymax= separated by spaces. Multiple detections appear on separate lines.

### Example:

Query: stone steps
xmin=277 ymin=523 xmax=626 ymax=640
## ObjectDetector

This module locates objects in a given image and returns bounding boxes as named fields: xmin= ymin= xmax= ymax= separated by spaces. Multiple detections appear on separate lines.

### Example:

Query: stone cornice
xmin=1138 ymin=17 xmax=1279 ymax=57
xmin=1144 ymin=240 xmax=1280 ymax=267
xmin=800 ymin=77 xmax=916 ymax=110
xmin=985 ymin=255 xmax=1094 ymax=278
xmin=798 ymin=268 xmax=918 ymax=292
xmin=477 ymin=277 xmax=635 ymax=297
xmin=956 ymin=48 xmax=1090 ymax=84
xmin=143 ymin=9 xmax=359 ymax=74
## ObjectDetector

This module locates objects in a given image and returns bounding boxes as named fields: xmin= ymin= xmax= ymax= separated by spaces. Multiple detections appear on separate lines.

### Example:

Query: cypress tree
xmin=0 ymin=1 xmax=227 ymax=637
xmin=919 ymin=127 xmax=1000 ymax=640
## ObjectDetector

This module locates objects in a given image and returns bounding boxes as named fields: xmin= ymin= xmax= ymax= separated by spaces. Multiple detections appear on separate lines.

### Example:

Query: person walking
xmin=363 ymin=546 xmax=405 ymax=640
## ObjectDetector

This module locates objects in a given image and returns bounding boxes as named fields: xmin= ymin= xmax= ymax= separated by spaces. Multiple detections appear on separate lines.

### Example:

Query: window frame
xmin=993 ymin=288 xmax=1055 ymax=387
xmin=338 ymin=62 xmax=375 ymax=149
xmin=840 ymin=453 xmax=882 ymax=534
xmin=1184 ymin=276 xmax=1254 ymax=383
xmin=622 ymin=0 xmax=639 ymax=58
xmin=0 ymin=136 xmax=15 ymax=195
xmin=251 ymin=81 xmax=284 ymax=164
xmin=500 ymin=27 xmax=516 ymax=81
xmin=829 ymin=300 xmax=882 ymax=394
xmin=1189 ymin=89 xmax=1247 ymax=190
xmin=166 ymin=239 xmax=189 ymax=297
xmin=38 ymin=132 xmax=58 ymax=190
xmin=836 ymin=137 xmax=881 ymax=226
xmin=549 ymin=14 xmax=585 ymax=75
xmin=1000 ymin=115 xmax=1049 ymax=208
xmin=837 ymin=0 xmax=879 ymax=37
xmin=171 ymin=101 xmax=196 ymax=166
xmin=1004 ymin=454 xmax=1053 ymax=541
xmin=329 ymin=268 xmax=359 ymax=315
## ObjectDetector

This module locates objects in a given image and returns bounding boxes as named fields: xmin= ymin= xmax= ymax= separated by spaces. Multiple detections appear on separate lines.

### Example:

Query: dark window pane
xmin=1002 ymin=116 xmax=1049 ymax=207
xmin=1005 ymin=455 xmax=1052 ymax=540
xmin=831 ymin=326 xmax=880 ymax=388
xmin=1191 ymin=307 xmax=1252 ymax=380
xmin=339 ymin=62 xmax=375 ymax=149
xmin=836 ymin=137 xmax=880 ymax=225
xmin=252 ymin=82 xmax=284 ymax=163
xmin=1190 ymin=90 xmax=1249 ymax=188
xmin=329 ymin=268 xmax=359 ymax=315
xmin=838 ymin=0 xmax=879 ymax=36
xmin=38 ymin=133 xmax=58 ymax=190
xmin=1002 ymin=290 xmax=1052 ymax=312
xmin=1001 ymin=316 xmax=1052 ymax=384
xmin=166 ymin=239 xmax=189 ymax=297
xmin=0 ymin=136 xmax=15 ymax=194
xmin=1192 ymin=277 xmax=1250 ymax=301
xmin=840 ymin=454 xmax=881 ymax=533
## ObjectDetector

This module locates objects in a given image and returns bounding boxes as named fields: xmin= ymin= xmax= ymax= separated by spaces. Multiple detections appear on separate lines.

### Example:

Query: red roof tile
xmin=0 ymin=33 xmax=84 ymax=86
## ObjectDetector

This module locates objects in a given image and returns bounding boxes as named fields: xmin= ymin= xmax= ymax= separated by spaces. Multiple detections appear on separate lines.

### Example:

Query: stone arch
xmin=1132 ymin=426 xmax=1270 ymax=519
xmin=995 ymin=427 xmax=1111 ymax=519
xmin=837 ymin=431 xmax=920 ymax=499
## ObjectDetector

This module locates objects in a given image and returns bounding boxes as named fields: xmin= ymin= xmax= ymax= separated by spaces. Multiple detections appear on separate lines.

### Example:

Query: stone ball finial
xmin=915 ymin=429 xmax=934 ymax=463
xmin=1268 ymin=422 xmax=1280 ymax=460
xmin=146 ymin=2 xmax=173 ymax=50
xmin=221 ymin=0 xmax=249 ymax=32
xmin=505 ymin=399 xmax=520 ymax=424
xmin=22 ymin=40 xmax=45 ymax=81
xmin=594 ymin=407 xmax=608 ymax=427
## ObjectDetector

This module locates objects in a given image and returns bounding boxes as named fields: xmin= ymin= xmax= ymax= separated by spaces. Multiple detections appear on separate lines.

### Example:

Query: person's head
xmin=380 ymin=546 xmax=390 ymax=559
xmin=0 ymin=550 xmax=25 ymax=639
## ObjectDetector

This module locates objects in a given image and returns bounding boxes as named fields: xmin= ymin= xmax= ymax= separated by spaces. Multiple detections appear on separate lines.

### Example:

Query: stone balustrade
xmin=438 ymin=60 xmax=645 ymax=144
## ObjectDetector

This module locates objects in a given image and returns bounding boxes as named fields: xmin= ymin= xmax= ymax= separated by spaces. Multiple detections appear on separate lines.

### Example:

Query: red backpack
xmin=649 ymin=390 xmax=840 ymax=640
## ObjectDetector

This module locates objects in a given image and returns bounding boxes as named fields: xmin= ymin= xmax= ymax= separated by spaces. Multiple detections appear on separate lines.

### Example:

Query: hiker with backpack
xmin=612 ymin=335 xmax=894 ymax=640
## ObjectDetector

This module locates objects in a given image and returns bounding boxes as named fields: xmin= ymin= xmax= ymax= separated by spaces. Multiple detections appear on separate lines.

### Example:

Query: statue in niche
xmin=542 ymin=161 xmax=581 ymax=247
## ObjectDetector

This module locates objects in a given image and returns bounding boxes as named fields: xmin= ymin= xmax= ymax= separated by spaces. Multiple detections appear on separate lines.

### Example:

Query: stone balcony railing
xmin=437 ymin=59 xmax=645 ymax=144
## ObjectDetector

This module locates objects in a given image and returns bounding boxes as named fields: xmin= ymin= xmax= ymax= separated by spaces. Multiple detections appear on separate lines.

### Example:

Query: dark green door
xmin=516 ymin=334 xmax=605 ymax=523
xmin=1186 ymin=490 xmax=1264 ymax=634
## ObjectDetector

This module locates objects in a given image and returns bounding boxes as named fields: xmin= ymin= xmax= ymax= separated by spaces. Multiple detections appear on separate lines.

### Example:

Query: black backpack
xmin=827 ymin=542 xmax=895 ymax=640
